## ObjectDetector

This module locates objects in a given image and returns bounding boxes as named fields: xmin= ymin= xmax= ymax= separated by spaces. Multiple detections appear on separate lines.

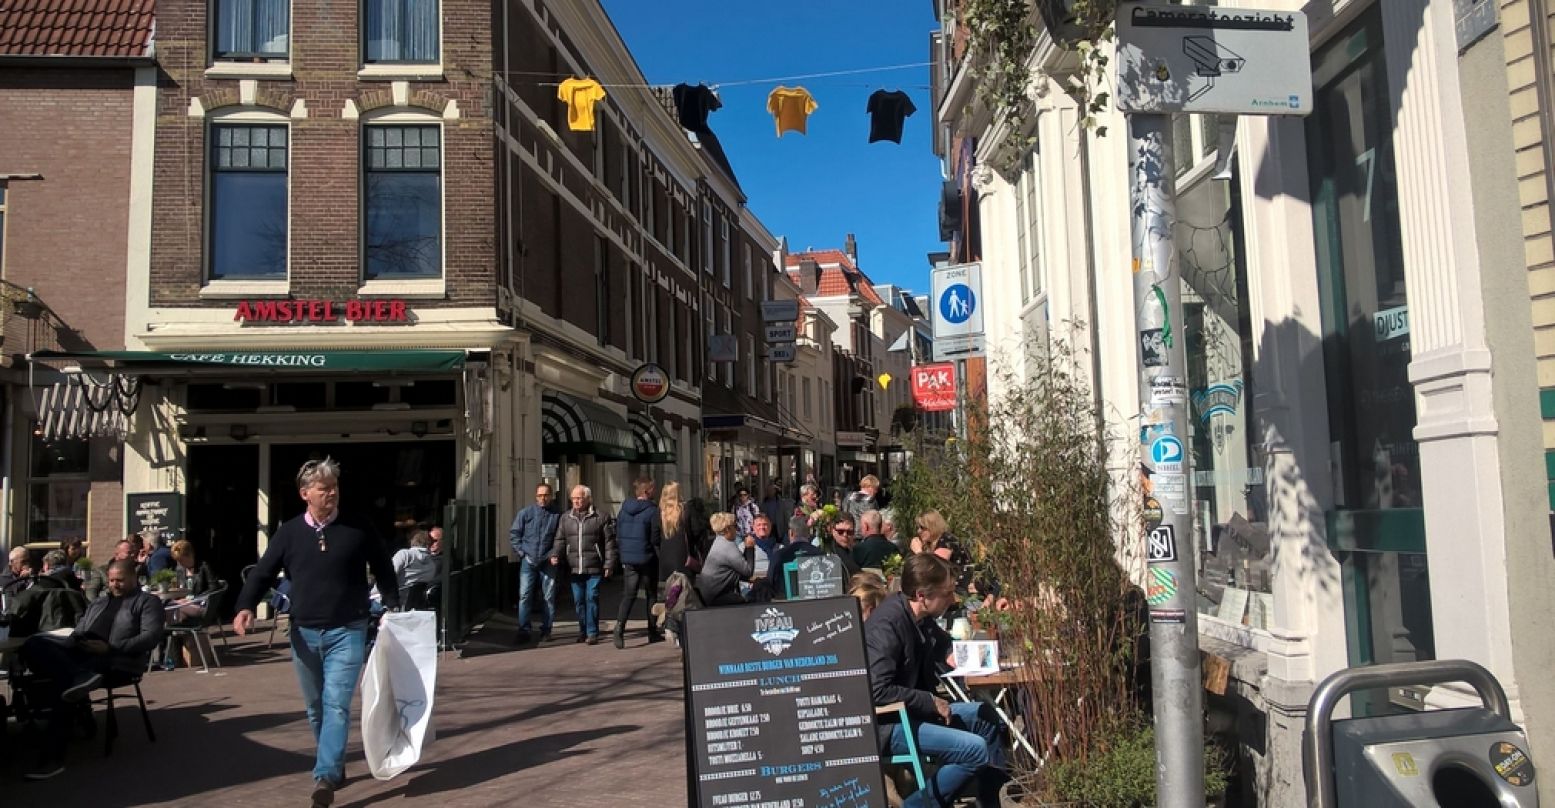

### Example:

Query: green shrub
xmin=1045 ymin=723 xmax=1229 ymax=807
xmin=149 ymin=568 xmax=178 ymax=587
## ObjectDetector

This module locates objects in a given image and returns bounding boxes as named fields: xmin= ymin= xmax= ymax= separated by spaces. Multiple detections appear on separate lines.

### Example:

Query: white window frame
xmin=202 ymin=110 xmax=292 ymax=297
xmin=0 ymin=183 xmax=8 ymax=277
xmin=743 ymin=244 xmax=754 ymax=300
xmin=701 ymin=199 xmax=713 ymax=274
xmin=720 ymin=218 xmax=731 ymax=288
xmin=206 ymin=0 xmax=294 ymax=79
xmin=358 ymin=110 xmax=446 ymax=296
xmin=746 ymin=339 xmax=756 ymax=395
xmin=704 ymin=294 xmax=715 ymax=380
xmin=803 ymin=377 xmax=812 ymax=420
xmin=357 ymin=0 xmax=444 ymax=79
xmin=721 ymin=308 xmax=733 ymax=387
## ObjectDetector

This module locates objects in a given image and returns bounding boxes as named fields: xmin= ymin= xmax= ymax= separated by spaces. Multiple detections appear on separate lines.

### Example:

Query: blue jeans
xmin=290 ymin=620 xmax=369 ymax=786
xmin=890 ymin=700 xmax=1007 ymax=807
xmin=517 ymin=555 xmax=557 ymax=635
xmin=569 ymin=573 xmax=603 ymax=637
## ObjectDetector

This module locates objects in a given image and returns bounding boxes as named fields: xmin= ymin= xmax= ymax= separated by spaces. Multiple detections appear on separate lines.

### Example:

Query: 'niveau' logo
xmin=751 ymin=607 xmax=799 ymax=656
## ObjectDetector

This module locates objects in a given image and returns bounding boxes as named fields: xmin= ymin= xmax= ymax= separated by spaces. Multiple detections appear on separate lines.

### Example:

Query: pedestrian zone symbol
xmin=940 ymin=284 xmax=975 ymax=325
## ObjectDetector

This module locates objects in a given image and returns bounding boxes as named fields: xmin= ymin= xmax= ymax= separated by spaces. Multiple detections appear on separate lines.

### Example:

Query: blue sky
xmin=600 ymin=0 xmax=946 ymax=294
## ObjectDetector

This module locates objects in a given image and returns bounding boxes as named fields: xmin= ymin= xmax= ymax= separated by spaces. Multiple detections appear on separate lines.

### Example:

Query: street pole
xmin=1128 ymin=113 xmax=1204 ymax=806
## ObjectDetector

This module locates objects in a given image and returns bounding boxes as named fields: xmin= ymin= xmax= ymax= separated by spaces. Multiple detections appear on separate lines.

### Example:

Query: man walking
xmin=508 ymin=483 xmax=561 ymax=643
xmin=613 ymin=477 xmax=663 ymax=648
xmin=19 ymin=558 xmax=164 ymax=779
xmin=233 ymin=457 xmax=400 ymax=808
xmin=866 ymin=553 xmax=1007 ymax=807
xmin=551 ymin=485 xmax=615 ymax=645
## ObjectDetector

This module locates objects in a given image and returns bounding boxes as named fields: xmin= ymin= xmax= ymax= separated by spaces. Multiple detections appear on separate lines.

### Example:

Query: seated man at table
xmin=7 ymin=550 xmax=88 ymax=636
xmin=852 ymin=509 xmax=901 ymax=571
xmin=17 ymin=559 xmax=166 ymax=779
xmin=865 ymin=553 xmax=1006 ymax=807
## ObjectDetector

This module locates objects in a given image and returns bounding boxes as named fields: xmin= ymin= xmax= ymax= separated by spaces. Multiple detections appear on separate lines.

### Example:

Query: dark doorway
xmin=268 ymin=441 xmax=456 ymax=553
xmin=187 ymin=444 xmax=260 ymax=618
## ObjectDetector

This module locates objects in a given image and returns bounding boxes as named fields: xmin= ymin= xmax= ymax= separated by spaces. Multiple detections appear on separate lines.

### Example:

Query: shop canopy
xmin=629 ymin=411 xmax=678 ymax=464
xmin=541 ymin=391 xmax=637 ymax=463
xmin=28 ymin=349 xmax=468 ymax=373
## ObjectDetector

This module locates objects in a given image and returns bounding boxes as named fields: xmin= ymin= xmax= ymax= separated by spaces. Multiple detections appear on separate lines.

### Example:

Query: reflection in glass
xmin=365 ymin=125 xmax=441 ymax=279
xmin=210 ymin=125 xmax=288 ymax=280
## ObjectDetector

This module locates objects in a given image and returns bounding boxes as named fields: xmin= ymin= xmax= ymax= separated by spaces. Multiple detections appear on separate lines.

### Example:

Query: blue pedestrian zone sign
xmin=940 ymin=284 xmax=976 ymax=325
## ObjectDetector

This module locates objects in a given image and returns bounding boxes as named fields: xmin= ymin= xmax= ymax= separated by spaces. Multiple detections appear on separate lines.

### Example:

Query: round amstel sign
xmin=630 ymin=363 xmax=670 ymax=404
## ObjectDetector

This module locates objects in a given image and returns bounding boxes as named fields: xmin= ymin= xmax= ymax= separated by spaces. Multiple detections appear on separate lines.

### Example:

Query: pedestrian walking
xmin=233 ymin=457 xmax=400 ymax=808
xmin=613 ymin=477 xmax=664 ymax=648
xmin=657 ymin=482 xmax=698 ymax=580
xmin=843 ymin=474 xmax=881 ymax=525
xmin=759 ymin=483 xmax=791 ymax=542
xmin=551 ymin=485 xmax=615 ymax=644
xmin=508 ymin=483 xmax=561 ymax=643
xmin=732 ymin=486 xmax=760 ymax=540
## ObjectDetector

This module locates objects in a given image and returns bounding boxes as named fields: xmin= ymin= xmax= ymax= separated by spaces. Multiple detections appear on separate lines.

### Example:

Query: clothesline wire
xmin=496 ymin=60 xmax=934 ymax=89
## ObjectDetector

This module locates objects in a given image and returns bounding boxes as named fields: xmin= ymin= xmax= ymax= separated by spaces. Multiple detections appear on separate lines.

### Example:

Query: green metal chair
xmin=877 ymin=701 xmax=931 ymax=794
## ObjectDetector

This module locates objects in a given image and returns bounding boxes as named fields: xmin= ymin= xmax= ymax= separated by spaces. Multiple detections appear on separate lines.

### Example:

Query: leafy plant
xmin=881 ymin=552 xmax=904 ymax=581
xmin=74 ymin=558 xmax=95 ymax=571
xmin=1045 ymin=723 xmax=1229 ymax=807
xmin=149 ymin=568 xmax=178 ymax=588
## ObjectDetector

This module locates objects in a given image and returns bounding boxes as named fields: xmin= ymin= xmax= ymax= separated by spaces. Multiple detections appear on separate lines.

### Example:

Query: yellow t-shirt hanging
xmin=558 ymin=77 xmax=607 ymax=132
xmin=766 ymin=86 xmax=818 ymax=137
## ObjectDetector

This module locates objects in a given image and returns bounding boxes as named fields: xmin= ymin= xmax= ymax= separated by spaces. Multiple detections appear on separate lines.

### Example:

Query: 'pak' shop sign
xmin=683 ymin=597 xmax=884 ymax=808
xmin=630 ymin=363 xmax=670 ymax=404
xmin=910 ymin=362 xmax=957 ymax=413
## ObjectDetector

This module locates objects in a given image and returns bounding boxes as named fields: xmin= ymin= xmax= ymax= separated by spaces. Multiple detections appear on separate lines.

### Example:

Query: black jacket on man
xmin=74 ymin=589 xmax=166 ymax=673
xmin=236 ymin=511 xmax=399 ymax=628
xmin=864 ymin=592 xmax=953 ymax=749
xmin=614 ymin=498 xmax=663 ymax=567
xmin=7 ymin=570 xmax=88 ymax=636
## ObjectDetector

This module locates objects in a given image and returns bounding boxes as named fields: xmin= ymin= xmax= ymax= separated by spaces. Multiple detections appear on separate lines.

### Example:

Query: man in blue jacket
xmin=509 ymin=483 xmax=562 ymax=644
xmin=613 ymin=476 xmax=664 ymax=649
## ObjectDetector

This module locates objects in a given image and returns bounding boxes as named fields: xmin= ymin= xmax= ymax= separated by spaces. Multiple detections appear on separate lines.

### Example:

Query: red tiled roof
xmin=0 ymin=0 xmax=155 ymax=58
xmin=785 ymin=249 xmax=886 ymax=306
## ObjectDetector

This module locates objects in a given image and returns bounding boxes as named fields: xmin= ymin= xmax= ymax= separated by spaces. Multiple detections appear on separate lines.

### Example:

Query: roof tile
xmin=784 ymin=249 xmax=886 ymax=306
xmin=0 ymin=0 xmax=153 ymax=57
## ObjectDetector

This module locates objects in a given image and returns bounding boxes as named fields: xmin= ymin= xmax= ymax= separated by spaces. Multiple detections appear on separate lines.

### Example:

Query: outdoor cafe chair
xmin=158 ymin=580 xmax=228 ymax=673
xmin=94 ymin=669 xmax=156 ymax=756
xmin=240 ymin=564 xmax=291 ymax=646
xmin=876 ymin=701 xmax=932 ymax=797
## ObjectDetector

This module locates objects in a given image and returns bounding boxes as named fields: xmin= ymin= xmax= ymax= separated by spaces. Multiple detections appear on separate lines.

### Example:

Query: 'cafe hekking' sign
xmin=233 ymin=299 xmax=410 ymax=323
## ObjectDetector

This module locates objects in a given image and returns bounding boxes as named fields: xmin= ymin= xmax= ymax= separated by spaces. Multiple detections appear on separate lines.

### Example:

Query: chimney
xmin=800 ymin=258 xmax=821 ymax=296
xmin=844 ymin=233 xmax=858 ymax=265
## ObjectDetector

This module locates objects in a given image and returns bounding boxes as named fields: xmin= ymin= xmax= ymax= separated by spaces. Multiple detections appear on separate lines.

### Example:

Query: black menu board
xmin=795 ymin=555 xmax=846 ymax=600
xmin=683 ymin=597 xmax=885 ymax=808
xmin=126 ymin=492 xmax=183 ymax=543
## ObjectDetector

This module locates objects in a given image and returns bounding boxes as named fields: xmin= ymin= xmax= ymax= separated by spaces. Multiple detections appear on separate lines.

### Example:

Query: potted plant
xmin=149 ymin=568 xmax=178 ymax=593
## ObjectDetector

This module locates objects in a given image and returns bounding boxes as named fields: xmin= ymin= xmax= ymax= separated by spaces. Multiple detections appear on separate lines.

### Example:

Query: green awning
xmin=28 ymin=349 xmax=467 ymax=372
xmin=629 ymin=411 xmax=678 ymax=464
xmin=541 ymin=392 xmax=637 ymax=463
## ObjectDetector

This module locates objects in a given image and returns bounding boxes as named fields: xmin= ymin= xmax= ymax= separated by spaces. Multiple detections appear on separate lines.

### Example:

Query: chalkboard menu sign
xmin=795 ymin=555 xmax=846 ymax=600
xmin=683 ymin=597 xmax=885 ymax=808
xmin=126 ymin=492 xmax=183 ymax=543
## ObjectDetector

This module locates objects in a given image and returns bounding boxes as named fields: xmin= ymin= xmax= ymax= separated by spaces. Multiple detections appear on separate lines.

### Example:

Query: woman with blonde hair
xmin=911 ymin=510 xmax=973 ymax=580
xmin=658 ymin=481 xmax=695 ymax=581
xmin=848 ymin=571 xmax=888 ymax=621
xmin=697 ymin=512 xmax=755 ymax=607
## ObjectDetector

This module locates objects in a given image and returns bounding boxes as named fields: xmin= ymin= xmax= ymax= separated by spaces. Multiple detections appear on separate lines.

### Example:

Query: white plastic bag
xmin=361 ymin=610 xmax=439 ymax=780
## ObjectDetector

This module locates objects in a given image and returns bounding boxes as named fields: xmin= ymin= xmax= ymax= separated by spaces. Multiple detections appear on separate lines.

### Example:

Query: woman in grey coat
xmin=697 ymin=512 xmax=754 ymax=607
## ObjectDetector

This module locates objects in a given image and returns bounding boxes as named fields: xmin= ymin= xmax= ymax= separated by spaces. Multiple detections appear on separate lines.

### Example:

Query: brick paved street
xmin=0 ymin=599 xmax=688 ymax=807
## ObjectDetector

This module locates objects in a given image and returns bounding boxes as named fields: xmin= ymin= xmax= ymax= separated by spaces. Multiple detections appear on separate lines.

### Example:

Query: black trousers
xmin=614 ymin=562 xmax=660 ymax=635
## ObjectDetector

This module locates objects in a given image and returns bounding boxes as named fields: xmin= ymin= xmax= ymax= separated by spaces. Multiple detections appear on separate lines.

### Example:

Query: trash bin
xmin=1304 ymin=659 xmax=1537 ymax=808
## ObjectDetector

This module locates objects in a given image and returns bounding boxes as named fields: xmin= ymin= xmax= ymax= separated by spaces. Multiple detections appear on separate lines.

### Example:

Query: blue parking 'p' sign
xmin=1150 ymin=435 xmax=1184 ymax=473
xmin=940 ymin=284 xmax=975 ymax=325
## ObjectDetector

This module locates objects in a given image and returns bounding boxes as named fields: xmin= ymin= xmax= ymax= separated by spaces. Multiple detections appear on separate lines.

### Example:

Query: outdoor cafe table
xmin=942 ymin=663 xmax=1047 ymax=761
xmin=0 ymin=626 xmax=73 ymax=656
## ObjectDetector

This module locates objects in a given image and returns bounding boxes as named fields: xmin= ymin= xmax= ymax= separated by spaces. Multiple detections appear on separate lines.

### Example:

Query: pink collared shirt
xmin=303 ymin=509 xmax=339 ymax=530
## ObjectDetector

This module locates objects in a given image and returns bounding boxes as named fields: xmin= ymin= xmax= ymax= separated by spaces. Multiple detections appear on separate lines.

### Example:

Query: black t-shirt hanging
xmin=867 ymin=89 xmax=917 ymax=144
xmin=672 ymin=83 xmax=722 ymax=133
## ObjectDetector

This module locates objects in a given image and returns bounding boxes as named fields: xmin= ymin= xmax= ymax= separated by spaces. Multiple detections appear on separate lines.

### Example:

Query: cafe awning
xmin=541 ymin=392 xmax=636 ymax=463
xmin=28 ymin=349 xmax=468 ymax=373
xmin=629 ymin=411 xmax=677 ymax=464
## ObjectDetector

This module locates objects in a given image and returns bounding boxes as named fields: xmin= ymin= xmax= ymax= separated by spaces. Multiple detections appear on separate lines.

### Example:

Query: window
xmin=701 ymin=200 xmax=713 ymax=274
xmin=595 ymin=237 xmax=609 ymax=347
xmin=214 ymin=0 xmax=289 ymax=59
xmin=743 ymin=245 xmax=753 ymax=300
xmin=705 ymin=296 xmax=716 ymax=379
xmin=364 ymin=0 xmax=438 ymax=63
xmin=745 ymin=338 xmax=755 ymax=395
xmin=821 ymin=380 xmax=830 ymax=428
xmin=1015 ymin=152 xmax=1042 ymax=304
xmin=680 ymin=203 xmax=692 ymax=265
xmin=720 ymin=218 xmax=731 ymax=288
xmin=364 ymin=124 xmax=441 ymax=279
xmin=721 ymin=309 xmax=733 ymax=387
xmin=803 ymin=377 xmax=812 ymax=419
xmin=0 ymin=185 xmax=7 ymax=275
xmin=26 ymin=431 xmax=90 ymax=542
xmin=210 ymin=124 xmax=288 ymax=280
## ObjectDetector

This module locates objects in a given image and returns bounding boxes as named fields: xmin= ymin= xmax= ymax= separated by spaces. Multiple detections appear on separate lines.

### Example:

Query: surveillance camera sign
xmin=1116 ymin=3 xmax=1312 ymax=116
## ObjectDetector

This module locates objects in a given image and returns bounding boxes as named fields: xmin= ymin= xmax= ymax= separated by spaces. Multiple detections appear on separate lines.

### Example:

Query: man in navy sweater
xmin=612 ymin=476 xmax=663 ymax=648
xmin=234 ymin=457 xmax=399 ymax=808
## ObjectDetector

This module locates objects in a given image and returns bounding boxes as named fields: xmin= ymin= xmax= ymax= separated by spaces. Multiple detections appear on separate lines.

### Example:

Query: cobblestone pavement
xmin=0 ymin=603 xmax=688 ymax=807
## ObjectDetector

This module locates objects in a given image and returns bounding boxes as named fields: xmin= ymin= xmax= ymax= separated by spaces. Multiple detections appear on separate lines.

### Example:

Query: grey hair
xmin=860 ymin=509 xmax=883 ymax=532
xmin=42 ymin=549 xmax=67 ymax=571
xmin=297 ymin=457 xmax=341 ymax=489
xmin=571 ymin=485 xmax=592 ymax=501
xmin=879 ymin=508 xmax=896 ymax=526
xmin=800 ymin=483 xmax=819 ymax=499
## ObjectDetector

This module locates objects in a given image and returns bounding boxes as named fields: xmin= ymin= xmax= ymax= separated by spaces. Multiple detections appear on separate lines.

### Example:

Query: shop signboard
xmin=709 ymin=335 xmax=738 ymax=363
xmin=764 ymin=324 xmax=797 ymax=344
xmin=630 ymin=363 xmax=670 ymax=404
xmin=795 ymin=555 xmax=846 ymax=600
xmin=761 ymin=300 xmax=801 ymax=322
xmin=910 ymin=362 xmax=957 ymax=412
xmin=767 ymin=344 xmax=797 ymax=363
xmin=127 ymin=492 xmax=183 ymax=543
xmin=1116 ymin=3 xmax=1312 ymax=116
xmin=683 ymin=598 xmax=884 ymax=808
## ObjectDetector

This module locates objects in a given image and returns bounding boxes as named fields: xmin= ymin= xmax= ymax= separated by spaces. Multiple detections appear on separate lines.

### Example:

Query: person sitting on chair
xmin=161 ymin=540 xmax=219 ymax=670
xmin=865 ymin=553 xmax=1007 ymax=807
xmin=391 ymin=530 xmax=439 ymax=610
xmin=7 ymin=550 xmax=88 ymax=636
xmin=18 ymin=559 xmax=166 ymax=780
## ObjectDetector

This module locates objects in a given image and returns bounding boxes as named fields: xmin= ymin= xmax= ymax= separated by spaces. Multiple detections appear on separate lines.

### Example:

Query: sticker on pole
xmin=1116 ymin=3 xmax=1313 ymax=116
xmin=1145 ymin=567 xmax=1179 ymax=606
xmin=1147 ymin=524 xmax=1178 ymax=563
xmin=1150 ymin=435 xmax=1185 ymax=474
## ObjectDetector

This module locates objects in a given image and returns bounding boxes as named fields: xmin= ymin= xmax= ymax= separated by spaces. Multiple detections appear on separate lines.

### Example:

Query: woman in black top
xmin=658 ymin=482 xmax=696 ymax=580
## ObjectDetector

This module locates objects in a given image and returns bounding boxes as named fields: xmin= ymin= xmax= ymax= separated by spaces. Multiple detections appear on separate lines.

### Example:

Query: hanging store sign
xmin=911 ymin=362 xmax=957 ymax=413
xmin=767 ymin=344 xmax=797 ymax=363
xmin=709 ymin=334 xmax=738 ymax=363
xmin=761 ymin=299 xmax=801 ymax=322
xmin=1116 ymin=3 xmax=1312 ymax=116
xmin=233 ymin=299 xmax=411 ymax=323
xmin=764 ymin=323 xmax=797 ymax=344
xmin=629 ymin=363 xmax=670 ymax=404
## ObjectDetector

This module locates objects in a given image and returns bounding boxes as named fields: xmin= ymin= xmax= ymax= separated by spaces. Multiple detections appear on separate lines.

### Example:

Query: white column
xmin=970 ymin=165 xmax=1020 ymax=399
xmin=1380 ymin=0 xmax=1516 ymax=705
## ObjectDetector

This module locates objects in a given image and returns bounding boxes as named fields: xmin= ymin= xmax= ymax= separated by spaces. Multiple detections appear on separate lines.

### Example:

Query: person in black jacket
xmin=233 ymin=457 xmax=399 ymax=808
xmin=865 ymin=553 xmax=1006 ymax=808
xmin=613 ymin=477 xmax=664 ymax=648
